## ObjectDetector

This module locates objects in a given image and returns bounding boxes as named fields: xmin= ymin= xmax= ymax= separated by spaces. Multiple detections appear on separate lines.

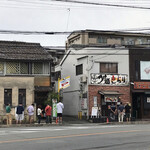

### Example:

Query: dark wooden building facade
xmin=130 ymin=48 xmax=150 ymax=119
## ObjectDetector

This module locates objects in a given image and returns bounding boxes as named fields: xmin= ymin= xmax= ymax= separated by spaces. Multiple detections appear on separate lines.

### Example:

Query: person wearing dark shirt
xmin=110 ymin=103 xmax=117 ymax=121
xmin=16 ymin=103 xmax=24 ymax=124
xmin=118 ymin=102 xmax=125 ymax=122
xmin=125 ymin=102 xmax=131 ymax=122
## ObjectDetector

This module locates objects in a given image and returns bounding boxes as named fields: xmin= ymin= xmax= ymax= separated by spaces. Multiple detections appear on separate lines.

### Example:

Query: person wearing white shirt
xmin=56 ymin=100 xmax=64 ymax=124
xmin=37 ymin=105 xmax=42 ymax=124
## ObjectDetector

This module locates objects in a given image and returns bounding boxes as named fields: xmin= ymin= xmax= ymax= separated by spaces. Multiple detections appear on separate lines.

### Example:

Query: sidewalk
xmin=0 ymin=116 xmax=150 ymax=128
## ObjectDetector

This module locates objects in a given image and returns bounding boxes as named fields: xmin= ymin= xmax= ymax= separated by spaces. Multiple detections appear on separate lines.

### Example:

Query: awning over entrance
xmin=98 ymin=91 xmax=122 ymax=102
xmin=98 ymin=91 xmax=122 ymax=95
xmin=34 ymin=86 xmax=52 ymax=92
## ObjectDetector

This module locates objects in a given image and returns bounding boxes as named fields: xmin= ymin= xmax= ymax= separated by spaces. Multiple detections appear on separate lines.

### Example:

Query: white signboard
xmin=91 ymin=107 xmax=98 ymax=117
xmin=147 ymin=97 xmax=150 ymax=103
xmin=93 ymin=96 xmax=97 ymax=107
xmin=140 ymin=61 xmax=150 ymax=80
xmin=81 ymin=98 xmax=87 ymax=109
xmin=52 ymin=99 xmax=57 ymax=117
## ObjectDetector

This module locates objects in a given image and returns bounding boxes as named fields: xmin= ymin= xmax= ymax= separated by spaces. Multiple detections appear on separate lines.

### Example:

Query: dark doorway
xmin=132 ymin=93 xmax=143 ymax=119
xmin=35 ymin=92 xmax=49 ymax=110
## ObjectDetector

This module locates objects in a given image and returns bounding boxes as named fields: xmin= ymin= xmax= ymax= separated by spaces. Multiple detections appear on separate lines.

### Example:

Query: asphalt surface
xmin=0 ymin=120 xmax=150 ymax=150
xmin=0 ymin=124 xmax=149 ymax=150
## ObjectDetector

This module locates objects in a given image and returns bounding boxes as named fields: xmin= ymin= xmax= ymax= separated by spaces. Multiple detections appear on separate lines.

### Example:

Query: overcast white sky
xmin=0 ymin=0 xmax=150 ymax=46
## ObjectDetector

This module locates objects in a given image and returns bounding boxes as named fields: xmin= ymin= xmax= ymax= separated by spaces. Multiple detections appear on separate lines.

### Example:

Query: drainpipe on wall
xmin=87 ymin=56 xmax=89 ymax=120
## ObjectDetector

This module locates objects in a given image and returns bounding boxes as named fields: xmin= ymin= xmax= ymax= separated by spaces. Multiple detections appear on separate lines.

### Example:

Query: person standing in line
xmin=56 ymin=100 xmax=64 ymax=124
xmin=37 ymin=105 xmax=42 ymax=124
xmin=45 ymin=104 xmax=52 ymax=124
xmin=118 ymin=102 xmax=125 ymax=122
xmin=16 ymin=103 xmax=24 ymax=124
xmin=107 ymin=105 xmax=111 ymax=122
xmin=110 ymin=103 xmax=117 ymax=121
xmin=125 ymin=102 xmax=131 ymax=122
xmin=6 ymin=103 xmax=12 ymax=125
xmin=27 ymin=104 xmax=34 ymax=124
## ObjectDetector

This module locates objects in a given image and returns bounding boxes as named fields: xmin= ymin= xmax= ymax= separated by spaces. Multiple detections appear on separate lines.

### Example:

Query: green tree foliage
xmin=44 ymin=92 xmax=59 ymax=106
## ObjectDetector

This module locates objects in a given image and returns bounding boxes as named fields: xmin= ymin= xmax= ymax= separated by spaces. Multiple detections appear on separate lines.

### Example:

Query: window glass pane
xmin=20 ymin=63 xmax=29 ymax=74
xmin=100 ymin=63 xmax=108 ymax=73
xmin=6 ymin=62 xmax=19 ymax=74
xmin=97 ymin=36 xmax=107 ymax=43
xmin=4 ymin=89 xmax=12 ymax=105
xmin=43 ymin=62 xmax=50 ymax=74
xmin=0 ymin=62 xmax=4 ymax=74
xmin=32 ymin=62 xmax=43 ymax=74
xmin=76 ymin=64 xmax=83 ymax=75
xmin=100 ymin=63 xmax=118 ymax=73
xmin=18 ymin=89 xmax=26 ymax=107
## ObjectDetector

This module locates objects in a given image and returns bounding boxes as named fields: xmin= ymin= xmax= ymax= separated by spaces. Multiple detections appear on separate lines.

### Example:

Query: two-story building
xmin=130 ymin=48 xmax=150 ymax=119
xmin=0 ymin=41 xmax=53 ymax=120
xmin=59 ymin=30 xmax=150 ymax=119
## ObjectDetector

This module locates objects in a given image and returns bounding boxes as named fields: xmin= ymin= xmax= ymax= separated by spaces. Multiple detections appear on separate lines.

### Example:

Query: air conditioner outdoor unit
xmin=80 ymin=75 xmax=87 ymax=83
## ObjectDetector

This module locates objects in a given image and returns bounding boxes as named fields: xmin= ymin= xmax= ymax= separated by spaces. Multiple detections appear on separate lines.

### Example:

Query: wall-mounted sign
xmin=134 ymin=82 xmax=150 ymax=89
xmin=93 ymin=96 xmax=97 ymax=107
xmin=58 ymin=76 xmax=70 ymax=92
xmin=147 ymin=97 xmax=150 ymax=103
xmin=81 ymin=98 xmax=87 ymax=109
xmin=140 ymin=61 xmax=150 ymax=80
xmin=52 ymin=99 xmax=57 ymax=117
xmin=104 ymin=96 xmax=118 ymax=102
xmin=91 ymin=73 xmax=128 ymax=85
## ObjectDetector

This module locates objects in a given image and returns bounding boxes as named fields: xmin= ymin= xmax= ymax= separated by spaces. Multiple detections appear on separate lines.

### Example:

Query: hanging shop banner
xmin=58 ymin=76 xmax=70 ymax=92
xmin=52 ymin=99 xmax=57 ymax=117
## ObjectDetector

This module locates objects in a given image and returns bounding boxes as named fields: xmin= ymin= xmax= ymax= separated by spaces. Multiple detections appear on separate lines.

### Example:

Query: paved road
xmin=0 ymin=124 xmax=150 ymax=150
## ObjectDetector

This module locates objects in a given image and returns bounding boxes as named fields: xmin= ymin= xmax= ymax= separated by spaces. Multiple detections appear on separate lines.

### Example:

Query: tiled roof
xmin=0 ymin=41 xmax=52 ymax=61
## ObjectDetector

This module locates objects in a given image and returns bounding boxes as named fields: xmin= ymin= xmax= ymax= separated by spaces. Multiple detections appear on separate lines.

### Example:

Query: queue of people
xmin=4 ymin=100 xmax=64 ymax=125
xmin=108 ymin=102 xmax=131 ymax=122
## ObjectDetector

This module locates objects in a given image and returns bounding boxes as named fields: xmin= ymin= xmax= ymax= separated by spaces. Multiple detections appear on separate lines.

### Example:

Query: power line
xmin=0 ymin=30 xmax=72 ymax=35
xmin=2 ymin=0 xmax=150 ymax=10
xmin=51 ymin=0 xmax=150 ymax=10
xmin=1 ymin=29 xmax=150 ymax=36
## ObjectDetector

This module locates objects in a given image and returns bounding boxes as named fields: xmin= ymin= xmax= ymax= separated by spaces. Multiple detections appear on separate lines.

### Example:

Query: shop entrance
xmin=35 ymin=91 xmax=49 ymax=110
xmin=132 ymin=93 xmax=143 ymax=119
xmin=132 ymin=93 xmax=150 ymax=119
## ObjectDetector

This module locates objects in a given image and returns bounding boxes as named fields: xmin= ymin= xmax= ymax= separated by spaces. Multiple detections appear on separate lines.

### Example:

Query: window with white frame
xmin=100 ymin=62 xmax=118 ymax=73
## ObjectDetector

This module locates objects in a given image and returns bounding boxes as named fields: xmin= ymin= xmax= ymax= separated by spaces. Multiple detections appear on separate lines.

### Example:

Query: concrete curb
xmin=0 ymin=120 xmax=150 ymax=128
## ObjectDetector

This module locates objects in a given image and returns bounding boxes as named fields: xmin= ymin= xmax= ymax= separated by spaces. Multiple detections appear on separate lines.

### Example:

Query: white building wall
xmin=60 ymin=47 xmax=129 ymax=116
